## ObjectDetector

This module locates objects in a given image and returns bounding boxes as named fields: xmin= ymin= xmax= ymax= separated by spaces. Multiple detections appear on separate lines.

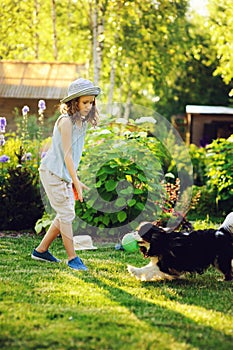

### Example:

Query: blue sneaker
xmin=31 ymin=249 xmax=60 ymax=263
xmin=68 ymin=256 xmax=88 ymax=271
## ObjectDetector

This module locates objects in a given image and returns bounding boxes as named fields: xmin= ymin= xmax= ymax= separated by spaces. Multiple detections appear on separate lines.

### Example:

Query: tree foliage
xmin=0 ymin=0 xmax=232 ymax=117
xmin=159 ymin=15 xmax=233 ymax=116
xmin=208 ymin=0 xmax=233 ymax=95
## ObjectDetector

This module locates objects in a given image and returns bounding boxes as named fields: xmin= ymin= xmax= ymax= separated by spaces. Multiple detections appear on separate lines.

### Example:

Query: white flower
xmin=135 ymin=117 xmax=157 ymax=124
xmin=38 ymin=100 xmax=46 ymax=114
xmin=115 ymin=118 xmax=128 ymax=125
xmin=0 ymin=134 xmax=5 ymax=146
xmin=22 ymin=105 xmax=30 ymax=116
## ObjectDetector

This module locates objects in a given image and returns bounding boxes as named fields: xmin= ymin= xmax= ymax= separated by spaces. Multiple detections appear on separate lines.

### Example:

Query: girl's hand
xmin=73 ymin=181 xmax=90 ymax=202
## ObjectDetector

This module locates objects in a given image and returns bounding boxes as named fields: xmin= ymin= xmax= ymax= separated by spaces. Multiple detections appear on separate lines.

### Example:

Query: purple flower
xmin=26 ymin=152 xmax=32 ymax=160
xmin=38 ymin=100 xmax=46 ymax=114
xmin=0 ymin=117 xmax=7 ymax=133
xmin=41 ymin=151 xmax=47 ymax=158
xmin=0 ymin=134 xmax=5 ymax=146
xmin=0 ymin=154 xmax=10 ymax=163
xmin=22 ymin=105 xmax=30 ymax=116
xmin=22 ymin=152 xmax=32 ymax=161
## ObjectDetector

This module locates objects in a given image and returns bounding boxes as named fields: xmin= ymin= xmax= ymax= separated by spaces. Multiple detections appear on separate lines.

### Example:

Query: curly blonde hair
xmin=60 ymin=97 xmax=99 ymax=127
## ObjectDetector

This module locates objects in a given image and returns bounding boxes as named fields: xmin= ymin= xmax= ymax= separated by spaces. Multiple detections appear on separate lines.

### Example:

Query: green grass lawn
xmin=0 ymin=235 xmax=232 ymax=350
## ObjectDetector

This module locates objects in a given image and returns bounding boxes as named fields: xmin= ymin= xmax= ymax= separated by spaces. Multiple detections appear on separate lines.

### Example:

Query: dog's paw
xmin=127 ymin=265 xmax=156 ymax=281
xmin=127 ymin=265 xmax=142 ymax=280
xmin=127 ymin=264 xmax=133 ymax=271
xmin=127 ymin=264 xmax=137 ymax=275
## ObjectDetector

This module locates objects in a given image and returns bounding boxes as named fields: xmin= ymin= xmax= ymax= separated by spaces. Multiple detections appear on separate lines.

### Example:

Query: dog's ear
xmin=138 ymin=223 xmax=154 ymax=241
xmin=147 ymin=225 xmax=168 ymax=256
xmin=151 ymin=225 xmax=166 ymax=238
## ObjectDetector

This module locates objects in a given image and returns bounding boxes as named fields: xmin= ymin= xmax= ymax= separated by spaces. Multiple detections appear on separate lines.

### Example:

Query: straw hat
xmin=73 ymin=235 xmax=98 ymax=250
xmin=61 ymin=78 xmax=101 ymax=103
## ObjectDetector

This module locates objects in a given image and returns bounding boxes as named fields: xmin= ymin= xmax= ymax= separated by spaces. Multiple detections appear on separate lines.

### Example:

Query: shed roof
xmin=186 ymin=105 xmax=233 ymax=115
xmin=0 ymin=60 xmax=85 ymax=100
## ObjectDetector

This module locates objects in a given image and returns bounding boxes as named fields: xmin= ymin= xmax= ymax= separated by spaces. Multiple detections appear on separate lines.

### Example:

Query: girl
xmin=31 ymin=78 xmax=101 ymax=270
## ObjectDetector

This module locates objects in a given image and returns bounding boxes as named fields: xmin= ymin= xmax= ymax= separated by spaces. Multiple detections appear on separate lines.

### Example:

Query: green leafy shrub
xmin=75 ymin=158 xmax=156 ymax=232
xmin=205 ymin=137 xmax=233 ymax=213
xmin=14 ymin=106 xmax=57 ymax=140
xmin=34 ymin=212 xmax=54 ymax=234
xmin=15 ymin=113 xmax=39 ymax=140
xmin=0 ymin=103 xmax=54 ymax=231
xmin=206 ymin=137 xmax=233 ymax=197
xmin=192 ymin=216 xmax=222 ymax=230
xmin=153 ymin=176 xmax=193 ymax=231
xmin=0 ymin=165 xmax=43 ymax=230
xmin=189 ymin=144 xmax=207 ymax=186
xmin=188 ymin=136 xmax=233 ymax=217
xmin=0 ymin=129 xmax=45 ymax=231
xmin=1 ymin=133 xmax=45 ymax=170
xmin=188 ymin=185 xmax=218 ymax=218
xmin=73 ymin=127 xmax=167 ymax=236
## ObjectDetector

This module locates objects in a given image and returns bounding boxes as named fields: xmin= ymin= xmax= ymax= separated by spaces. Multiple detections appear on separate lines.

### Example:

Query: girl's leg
xmin=38 ymin=170 xmax=77 ymax=262
xmin=59 ymin=221 xmax=88 ymax=270
xmin=36 ymin=217 xmax=60 ymax=253
xmin=59 ymin=221 xmax=76 ymax=261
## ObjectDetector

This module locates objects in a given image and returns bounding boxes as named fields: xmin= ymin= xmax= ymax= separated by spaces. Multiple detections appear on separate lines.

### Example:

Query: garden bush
xmin=0 ymin=164 xmax=43 ymax=230
xmin=205 ymin=137 xmax=233 ymax=212
xmin=188 ymin=185 xmax=218 ymax=218
xmin=0 ymin=106 xmax=46 ymax=231
xmin=189 ymin=144 xmax=207 ymax=186
xmin=73 ymin=127 xmax=167 ymax=236
xmin=1 ymin=106 xmax=232 ymax=232
xmin=189 ymin=136 xmax=233 ymax=217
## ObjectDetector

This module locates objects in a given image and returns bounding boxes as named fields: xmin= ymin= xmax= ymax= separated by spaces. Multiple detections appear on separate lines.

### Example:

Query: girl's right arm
xmin=59 ymin=117 xmax=88 ymax=201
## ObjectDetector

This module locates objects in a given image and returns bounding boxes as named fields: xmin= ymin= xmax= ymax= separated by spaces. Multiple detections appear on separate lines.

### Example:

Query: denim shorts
xmin=39 ymin=168 xmax=75 ymax=223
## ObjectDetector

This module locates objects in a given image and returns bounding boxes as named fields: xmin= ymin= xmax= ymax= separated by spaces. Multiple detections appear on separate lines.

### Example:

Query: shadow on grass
xmin=81 ymin=246 xmax=233 ymax=314
xmin=157 ymin=274 xmax=233 ymax=313
xmin=1 ymin=237 xmax=232 ymax=349
xmin=77 ymin=267 xmax=233 ymax=350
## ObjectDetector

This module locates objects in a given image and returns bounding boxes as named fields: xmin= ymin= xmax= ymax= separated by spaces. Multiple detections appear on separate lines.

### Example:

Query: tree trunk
xmin=93 ymin=1 xmax=98 ymax=84
xmin=92 ymin=0 xmax=105 ymax=84
xmin=107 ymin=58 xmax=115 ymax=111
xmin=123 ymin=90 xmax=132 ymax=121
xmin=33 ymin=0 xmax=39 ymax=59
xmin=51 ymin=0 xmax=58 ymax=60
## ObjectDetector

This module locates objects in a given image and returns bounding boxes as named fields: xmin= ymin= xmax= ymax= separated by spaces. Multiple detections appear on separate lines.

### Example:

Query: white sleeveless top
xmin=40 ymin=114 xmax=87 ymax=183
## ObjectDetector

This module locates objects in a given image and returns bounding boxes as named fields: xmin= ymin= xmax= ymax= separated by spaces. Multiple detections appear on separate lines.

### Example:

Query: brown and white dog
xmin=128 ymin=212 xmax=233 ymax=281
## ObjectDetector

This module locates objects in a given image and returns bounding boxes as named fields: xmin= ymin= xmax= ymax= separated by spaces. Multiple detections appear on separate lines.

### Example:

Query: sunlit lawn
xmin=0 ymin=235 xmax=232 ymax=350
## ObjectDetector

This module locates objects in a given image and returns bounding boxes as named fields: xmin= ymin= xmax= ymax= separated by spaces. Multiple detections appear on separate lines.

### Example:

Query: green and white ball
xmin=122 ymin=232 xmax=139 ymax=253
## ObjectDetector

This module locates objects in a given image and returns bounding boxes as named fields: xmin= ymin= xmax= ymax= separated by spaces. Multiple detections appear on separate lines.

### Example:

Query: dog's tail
xmin=219 ymin=212 xmax=233 ymax=233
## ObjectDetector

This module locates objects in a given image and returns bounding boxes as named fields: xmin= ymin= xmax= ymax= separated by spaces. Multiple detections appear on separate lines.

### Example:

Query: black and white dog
xmin=128 ymin=212 xmax=233 ymax=281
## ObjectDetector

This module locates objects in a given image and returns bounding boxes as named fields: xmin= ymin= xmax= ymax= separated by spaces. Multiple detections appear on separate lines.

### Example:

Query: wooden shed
xmin=185 ymin=105 xmax=233 ymax=146
xmin=0 ymin=60 xmax=86 ymax=131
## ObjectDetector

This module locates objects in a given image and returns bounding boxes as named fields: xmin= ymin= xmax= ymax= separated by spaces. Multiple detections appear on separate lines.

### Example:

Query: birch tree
xmin=51 ymin=0 xmax=58 ymax=60
xmin=91 ymin=0 xmax=107 ymax=84
xmin=33 ymin=0 xmax=39 ymax=59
